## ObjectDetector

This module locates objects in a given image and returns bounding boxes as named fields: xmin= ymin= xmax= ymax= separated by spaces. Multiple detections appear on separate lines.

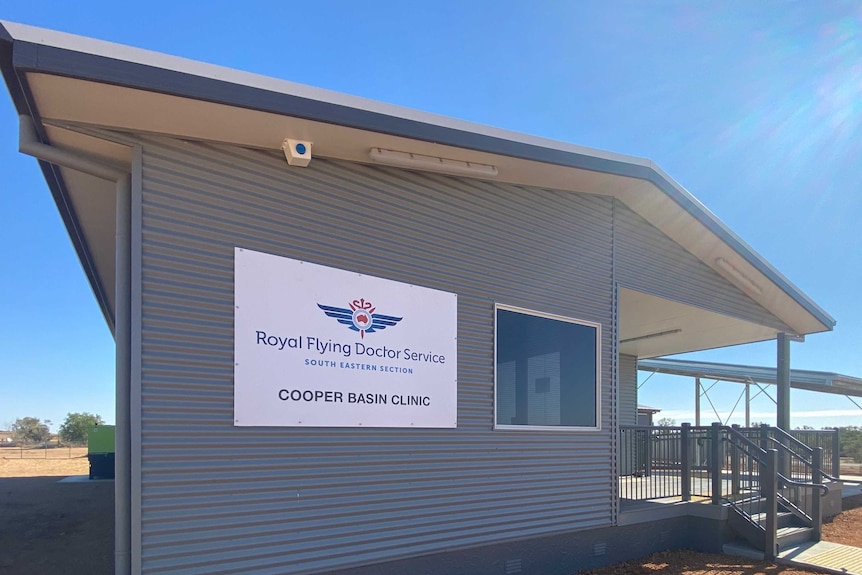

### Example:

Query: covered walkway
xmin=638 ymin=357 xmax=862 ymax=427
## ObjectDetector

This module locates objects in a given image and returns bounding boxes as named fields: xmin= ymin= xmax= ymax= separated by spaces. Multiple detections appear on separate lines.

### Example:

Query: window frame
xmin=493 ymin=303 xmax=602 ymax=432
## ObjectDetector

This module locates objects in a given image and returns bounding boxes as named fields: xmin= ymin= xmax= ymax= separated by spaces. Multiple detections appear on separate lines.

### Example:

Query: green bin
xmin=87 ymin=425 xmax=115 ymax=480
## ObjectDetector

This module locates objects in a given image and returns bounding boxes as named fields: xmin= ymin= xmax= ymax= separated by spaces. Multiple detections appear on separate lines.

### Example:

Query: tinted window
xmin=496 ymin=308 xmax=598 ymax=428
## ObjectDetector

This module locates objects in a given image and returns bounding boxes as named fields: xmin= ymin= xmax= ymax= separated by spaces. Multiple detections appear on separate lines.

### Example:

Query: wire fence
xmin=0 ymin=445 xmax=88 ymax=459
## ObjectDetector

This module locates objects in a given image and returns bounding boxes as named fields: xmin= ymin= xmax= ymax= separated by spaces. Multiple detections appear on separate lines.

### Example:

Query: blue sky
xmin=1 ymin=1 xmax=861 ymax=430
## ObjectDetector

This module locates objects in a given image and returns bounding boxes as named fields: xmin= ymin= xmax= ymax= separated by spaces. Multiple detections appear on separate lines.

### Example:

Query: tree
xmin=839 ymin=426 xmax=862 ymax=463
xmin=58 ymin=412 xmax=104 ymax=445
xmin=11 ymin=417 xmax=51 ymax=444
xmin=655 ymin=417 xmax=676 ymax=427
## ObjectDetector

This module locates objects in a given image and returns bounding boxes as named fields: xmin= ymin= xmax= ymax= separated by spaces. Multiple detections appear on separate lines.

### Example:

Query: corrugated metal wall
xmin=136 ymin=136 xmax=616 ymax=575
xmin=617 ymin=354 xmax=637 ymax=476
xmin=614 ymin=201 xmax=791 ymax=331
xmin=618 ymin=354 xmax=637 ymax=427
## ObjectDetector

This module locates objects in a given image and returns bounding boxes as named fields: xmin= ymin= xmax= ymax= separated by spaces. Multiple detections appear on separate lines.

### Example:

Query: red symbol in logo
xmin=318 ymin=298 xmax=403 ymax=338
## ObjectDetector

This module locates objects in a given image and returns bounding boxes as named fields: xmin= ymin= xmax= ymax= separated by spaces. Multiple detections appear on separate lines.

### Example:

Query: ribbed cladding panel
xmin=137 ymin=136 xmax=615 ymax=575
xmin=614 ymin=201 xmax=792 ymax=331
xmin=618 ymin=354 xmax=637 ymax=427
xmin=617 ymin=354 xmax=637 ymax=476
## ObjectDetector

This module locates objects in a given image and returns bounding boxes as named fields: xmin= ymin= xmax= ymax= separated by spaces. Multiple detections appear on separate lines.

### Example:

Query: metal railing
xmin=620 ymin=424 xmax=838 ymax=499
xmin=619 ymin=423 xmax=833 ymax=560
xmin=619 ymin=423 xmax=717 ymax=501
xmin=790 ymin=428 xmax=841 ymax=479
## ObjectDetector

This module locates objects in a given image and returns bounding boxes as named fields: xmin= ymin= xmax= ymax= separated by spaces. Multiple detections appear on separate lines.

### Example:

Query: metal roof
xmin=637 ymin=404 xmax=662 ymax=413
xmin=0 ymin=21 xmax=836 ymax=335
xmin=639 ymin=358 xmax=862 ymax=397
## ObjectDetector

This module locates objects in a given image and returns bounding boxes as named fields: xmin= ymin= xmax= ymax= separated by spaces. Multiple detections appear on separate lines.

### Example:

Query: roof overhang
xmin=0 ymin=21 xmax=836 ymax=344
xmin=639 ymin=358 xmax=862 ymax=398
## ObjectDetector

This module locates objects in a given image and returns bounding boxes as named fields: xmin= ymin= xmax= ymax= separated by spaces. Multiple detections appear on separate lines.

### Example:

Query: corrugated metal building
xmin=0 ymin=22 xmax=835 ymax=575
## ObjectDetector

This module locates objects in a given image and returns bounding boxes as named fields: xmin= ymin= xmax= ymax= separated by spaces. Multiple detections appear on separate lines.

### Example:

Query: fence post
xmin=711 ymin=422 xmax=722 ymax=505
xmin=731 ymin=424 xmax=740 ymax=496
xmin=644 ymin=428 xmax=652 ymax=478
xmin=832 ymin=429 xmax=841 ymax=479
xmin=760 ymin=423 xmax=770 ymax=451
xmin=764 ymin=449 xmax=778 ymax=561
xmin=681 ymin=423 xmax=691 ymax=502
xmin=812 ymin=447 xmax=822 ymax=541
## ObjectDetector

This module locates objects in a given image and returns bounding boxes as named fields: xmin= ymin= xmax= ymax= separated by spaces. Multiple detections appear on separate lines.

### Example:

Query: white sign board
xmin=234 ymin=248 xmax=458 ymax=428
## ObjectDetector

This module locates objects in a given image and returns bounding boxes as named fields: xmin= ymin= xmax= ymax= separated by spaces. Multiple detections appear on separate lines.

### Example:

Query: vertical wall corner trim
xmin=130 ymin=144 xmax=144 ymax=575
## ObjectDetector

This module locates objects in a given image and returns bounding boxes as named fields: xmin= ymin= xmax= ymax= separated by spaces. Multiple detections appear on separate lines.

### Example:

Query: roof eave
xmin=0 ymin=24 xmax=115 ymax=333
xmin=0 ymin=21 xmax=836 ymax=334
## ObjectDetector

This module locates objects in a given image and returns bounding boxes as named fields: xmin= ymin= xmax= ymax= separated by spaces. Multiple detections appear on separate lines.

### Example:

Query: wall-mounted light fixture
xmin=369 ymin=147 xmax=498 ymax=178
xmin=282 ymin=139 xmax=312 ymax=167
xmin=620 ymin=328 xmax=682 ymax=344
xmin=715 ymin=257 xmax=763 ymax=295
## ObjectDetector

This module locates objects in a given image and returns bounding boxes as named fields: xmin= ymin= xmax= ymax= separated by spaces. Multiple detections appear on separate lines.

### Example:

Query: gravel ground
xmin=580 ymin=495 xmax=862 ymax=575
xmin=822 ymin=494 xmax=862 ymax=547
xmin=577 ymin=549 xmax=826 ymax=575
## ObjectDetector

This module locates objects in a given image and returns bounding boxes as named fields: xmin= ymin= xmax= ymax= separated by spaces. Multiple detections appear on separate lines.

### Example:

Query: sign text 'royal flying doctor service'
xmin=234 ymin=248 xmax=458 ymax=428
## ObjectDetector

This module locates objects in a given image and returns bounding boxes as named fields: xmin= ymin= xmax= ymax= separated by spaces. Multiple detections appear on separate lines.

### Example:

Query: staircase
xmin=721 ymin=426 xmax=833 ymax=559
xmin=726 ymin=495 xmax=818 ymax=555
xmin=617 ymin=423 xmax=840 ymax=560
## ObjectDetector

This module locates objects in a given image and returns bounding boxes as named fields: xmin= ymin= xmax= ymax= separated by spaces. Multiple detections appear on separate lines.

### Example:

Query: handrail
xmin=724 ymin=427 xmax=767 ymax=459
xmin=726 ymin=437 xmax=765 ymax=465
xmin=777 ymin=492 xmax=813 ymax=523
xmin=777 ymin=473 xmax=829 ymax=496
xmin=771 ymin=426 xmax=814 ymax=455
xmin=763 ymin=436 xmax=839 ymax=483
xmin=761 ymin=436 xmax=812 ymax=463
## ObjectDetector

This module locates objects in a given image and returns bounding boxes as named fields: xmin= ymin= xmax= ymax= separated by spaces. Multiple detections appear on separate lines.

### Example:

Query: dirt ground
xmin=822 ymin=494 xmax=862 ymax=547
xmin=580 ymin=495 xmax=862 ymax=575
xmin=0 ymin=447 xmax=89 ymax=478
xmin=0 ymin=448 xmax=112 ymax=575
xmin=577 ymin=550 xmax=826 ymax=575
xmin=0 ymin=476 xmax=113 ymax=575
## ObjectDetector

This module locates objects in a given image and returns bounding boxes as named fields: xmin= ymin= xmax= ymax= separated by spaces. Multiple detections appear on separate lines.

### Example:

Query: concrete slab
xmin=843 ymin=482 xmax=862 ymax=498
xmin=780 ymin=541 xmax=862 ymax=575
xmin=723 ymin=541 xmax=764 ymax=561
xmin=57 ymin=475 xmax=113 ymax=483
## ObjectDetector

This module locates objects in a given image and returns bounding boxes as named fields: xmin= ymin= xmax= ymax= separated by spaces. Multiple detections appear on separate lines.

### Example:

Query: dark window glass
xmin=496 ymin=308 xmax=598 ymax=428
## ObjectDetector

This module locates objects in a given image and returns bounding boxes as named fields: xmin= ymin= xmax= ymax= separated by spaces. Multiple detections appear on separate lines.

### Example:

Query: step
xmin=749 ymin=511 xmax=797 ymax=529
xmin=777 ymin=526 xmax=815 ymax=550
xmin=723 ymin=541 xmax=765 ymax=561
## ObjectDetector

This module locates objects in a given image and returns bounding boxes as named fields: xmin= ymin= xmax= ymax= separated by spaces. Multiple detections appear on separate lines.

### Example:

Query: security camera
xmin=282 ymin=139 xmax=312 ymax=167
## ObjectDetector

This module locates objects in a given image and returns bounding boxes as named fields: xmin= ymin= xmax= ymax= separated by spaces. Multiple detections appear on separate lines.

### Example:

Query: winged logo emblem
xmin=317 ymin=298 xmax=403 ymax=339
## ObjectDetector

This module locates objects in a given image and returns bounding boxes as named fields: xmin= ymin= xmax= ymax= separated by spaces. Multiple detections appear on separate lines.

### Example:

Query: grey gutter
xmin=1 ymin=22 xmax=836 ymax=331
xmin=0 ymin=26 xmax=115 ymax=329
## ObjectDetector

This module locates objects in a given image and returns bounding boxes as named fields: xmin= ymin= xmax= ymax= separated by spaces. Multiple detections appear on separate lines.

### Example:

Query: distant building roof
xmin=637 ymin=405 xmax=662 ymax=413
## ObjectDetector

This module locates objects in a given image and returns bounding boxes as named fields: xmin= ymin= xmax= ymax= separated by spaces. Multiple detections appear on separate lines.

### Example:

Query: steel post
xmin=764 ymin=449 xmax=778 ymax=561
xmin=833 ymin=429 xmax=841 ymax=479
xmin=681 ymin=423 xmax=691 ymax=502
xmin=812 ymin=447 xmax=823 ymax=541
xmin=711 ymin=422 xmax=722 ymax=505
xmin=777 ymin=333 xmax=791 ymax=431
